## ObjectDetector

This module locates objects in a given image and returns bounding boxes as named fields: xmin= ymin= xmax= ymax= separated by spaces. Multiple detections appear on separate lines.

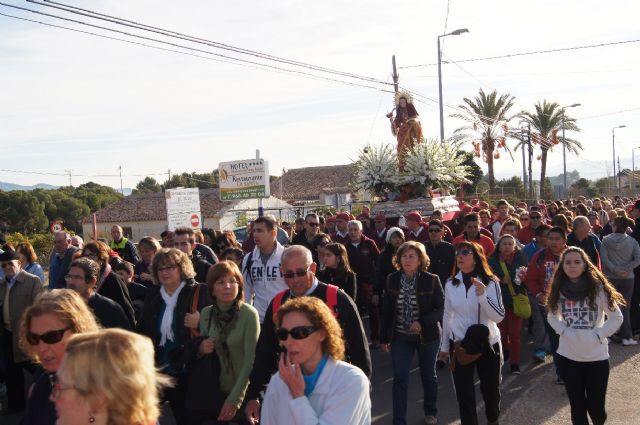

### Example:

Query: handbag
xmin=500 ymin=261 xmax=532 ymax=319
xmin=452 ymin=304 xmax=488 ymax=370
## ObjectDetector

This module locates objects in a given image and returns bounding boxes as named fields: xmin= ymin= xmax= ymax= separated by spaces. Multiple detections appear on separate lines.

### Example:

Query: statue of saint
xmin=386 ymin=91 xmax=423 ymax=171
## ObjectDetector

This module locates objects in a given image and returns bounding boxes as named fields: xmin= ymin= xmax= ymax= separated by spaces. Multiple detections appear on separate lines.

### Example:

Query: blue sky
xmin=1 ymin=0 xmax=639 ymax=189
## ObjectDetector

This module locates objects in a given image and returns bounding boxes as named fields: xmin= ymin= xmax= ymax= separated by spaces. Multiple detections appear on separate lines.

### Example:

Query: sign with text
xmin=165 ymin=188 xmax=202 ymax=230
xmin=218 ymin=159 xmax=270 ymax=201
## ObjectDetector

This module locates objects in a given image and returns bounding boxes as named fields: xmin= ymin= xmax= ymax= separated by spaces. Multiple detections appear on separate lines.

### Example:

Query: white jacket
xmin=242 ymin=243 xmax=288 ymax=323
xmin=440 ymin=271 xmax=505 ymax=353
xmin=261 ymin=358 xmax=371 ymax=425
xmin=547 ymin=287 xmax=623 ymax=362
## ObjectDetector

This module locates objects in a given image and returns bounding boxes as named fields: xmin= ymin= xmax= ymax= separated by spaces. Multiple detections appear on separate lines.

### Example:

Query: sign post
xmin=165 ymin=188 xmax=202 ymax=230
xmin=218 ymin=155 xmax=270 ymax=217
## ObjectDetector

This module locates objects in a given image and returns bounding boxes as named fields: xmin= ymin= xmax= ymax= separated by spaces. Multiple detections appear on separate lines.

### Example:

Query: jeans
xmin=529 ymin=294 xmax=550 ymax=351
xmin=611 ymin=278 xmax=634 ymax=339
xmin=556 ymin=354 xmax=609 ymax=425
xmin=542 ymin=303 xmax=561 ymax=377
xmin=390 ymin=338 xmax=439 ymax=424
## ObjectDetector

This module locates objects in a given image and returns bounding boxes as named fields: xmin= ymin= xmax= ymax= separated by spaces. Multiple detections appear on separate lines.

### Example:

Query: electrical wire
xmin=0 ymin=3 xmax=394 ymax=93
xmin=400 ymin=38 xmax=640 ymax=69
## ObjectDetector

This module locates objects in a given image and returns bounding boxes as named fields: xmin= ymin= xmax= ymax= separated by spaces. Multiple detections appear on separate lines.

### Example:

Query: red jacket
xmin=517 ymin=226 xmax=536 ymax=245
xmin=405 ymin=224 xmax=429 ymax=243
xmin=524 ymin=248 xmax=560 ymax=297
xmin=345 ymin=235 xmax=380 ymax=285
xmin=452 ymin=233 xmax=495 ymax=256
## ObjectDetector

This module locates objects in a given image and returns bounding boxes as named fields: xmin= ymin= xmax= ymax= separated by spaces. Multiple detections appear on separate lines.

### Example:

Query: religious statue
xmin=386 ymin=91 xmax=423 ymax=171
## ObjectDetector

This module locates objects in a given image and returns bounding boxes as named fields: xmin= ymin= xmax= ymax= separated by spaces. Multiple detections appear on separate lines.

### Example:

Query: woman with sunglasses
xmin=19 ymin=289 xmax=99 ymax=425
xmin=260 ymin=296 xmax=370 ymax=425
xmin=138 ymin=248 xmax=212 ymax=425
xmin=381 ymin=241 xmax=444 ymax=425
xmin=51 ymin=328 xmax=171 ymax=425
xmin=316 ymin=242 xmax=357 ymax=300
xmin=190 ymin=261 xmax=259 ymax=424
xmin=439 ymin=241 xmax=505 ymax=425
xmin=546 ymin=247 xmax=624 ymax=425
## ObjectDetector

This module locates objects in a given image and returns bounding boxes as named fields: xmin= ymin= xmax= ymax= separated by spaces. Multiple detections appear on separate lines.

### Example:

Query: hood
xmin=604 ymin=233 xmax=627 ymax=244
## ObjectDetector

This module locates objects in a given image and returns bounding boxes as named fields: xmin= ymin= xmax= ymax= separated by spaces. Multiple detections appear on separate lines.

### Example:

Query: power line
xmin=28 ymin=0 xmax=392 ymax=87
xmin=400 ymin=38 xmax=640 ymax=69
xmin=0 ymin=3 xmax=394 ymax=93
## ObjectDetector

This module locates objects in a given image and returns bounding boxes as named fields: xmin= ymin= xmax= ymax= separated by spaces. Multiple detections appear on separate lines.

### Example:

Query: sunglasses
xmin=428 ymin=228 xmax=442 ymax=233
xmin=158 ymin=264 xmax=179 ymax=272
xmin=282 ymin=267 xmax=310 ymax=279
xmin=276 ymin=325 xmax=318 ymax=341
xmin=26 ymin=327 xmax=71 ymax=345
xmin=307 ymin=222 xmax=320 ymax=227
xmin=456 ymin=249 xmax=473 ymax=257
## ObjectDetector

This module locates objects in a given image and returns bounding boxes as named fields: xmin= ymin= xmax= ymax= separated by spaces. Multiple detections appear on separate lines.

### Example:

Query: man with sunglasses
xmin=291 ymin=213 xmax=321 ymax=253
xmin=0 ymin=249 xmax=43 ymax=414
xmin=452 ymin=213 xmax=495 ymax=257
xmin=244 ymin=245 xmax=370 ymax=424
xmin=424 ymin=219 xmax=456 ymax=286
xmin=65 ymin=258 xmax=133 ymax=330
xmin=517 ymin=208 xmax=544 ymax=245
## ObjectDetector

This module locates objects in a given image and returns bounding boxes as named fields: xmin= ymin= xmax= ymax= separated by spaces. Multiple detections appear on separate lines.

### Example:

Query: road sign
xmin=218 ymin=159 xmax=270 ymax=201
xmin=165 ymin=188 xmax=202 ymax=230
xmin=50 ymin=221 xmax=63 ymax=233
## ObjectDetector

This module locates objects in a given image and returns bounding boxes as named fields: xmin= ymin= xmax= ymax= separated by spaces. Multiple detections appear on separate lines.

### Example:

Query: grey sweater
xmin=600 ymin=233 xmax=640 ymax=279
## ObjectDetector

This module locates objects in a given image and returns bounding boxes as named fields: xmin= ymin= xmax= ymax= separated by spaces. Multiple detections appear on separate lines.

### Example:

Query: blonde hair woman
xmin=51 ymin=329 xmax=171 ymax=425
xmin=19 ymin=289 xmax=99 ymax=425
xmin=260 ymin=297 xmax=371 ymax=425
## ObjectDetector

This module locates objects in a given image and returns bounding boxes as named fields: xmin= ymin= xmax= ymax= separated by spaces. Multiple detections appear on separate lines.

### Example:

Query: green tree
xmin=458 ymin=151 xmax=484 ymax=194
xmin=32 ymin=189 xmax=90 ymax=233
xmin=521 ymin=100 xmax=582 ymax=187
xmin=0 ymin=191 xmax=48 ymax=233
xmin=132 ymin=177 xmax=162 ymax=195
xmin=594 ymin=177 xmax=615 ymax=195
xmin=541 ymin=177 xmax=554 ymax=199
xmin=71 ymin=182 xmax=123 ymax=211
xmin=450 ymin=88 xmax=517 ymax=189
xmin=163 ymin=170 xmax=219 ymax=190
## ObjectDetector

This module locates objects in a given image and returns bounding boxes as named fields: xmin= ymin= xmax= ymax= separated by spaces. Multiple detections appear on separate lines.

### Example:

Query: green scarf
xmin=211 ymin=300 xmax=239 ymax=374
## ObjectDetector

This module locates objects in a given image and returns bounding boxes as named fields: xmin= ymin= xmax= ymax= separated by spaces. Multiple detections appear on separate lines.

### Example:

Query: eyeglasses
xmin=530 ymin=216 xmax=542 ymax=220
xmin=282 ymin=267 xmax=311 ymax=279
xmin=456 ymin=249 xmax=473 ymax=257
xmin=158 ymin=264 xmax=179 ymax=272
xmin=64 ymin=274 xmax=85 ymax=281
xmin=1 ymin=262 xmax=15 ymax=268
xmin=428 ymin=228 xmax=442 ymax=233
xmin=26 ymin=327 xmax=71 ymax=345
xmin=307 ymin=222 xmax=320 ymax=227
xmin=521 ymin=217 xmax=529 ymax=221
xmin=49 ymin=374 xmax=77 ymax=400
xmin=276 ymin=326 xmax=318 ymax=341
xmin=214 ymin=280 xmax=239 ymax=287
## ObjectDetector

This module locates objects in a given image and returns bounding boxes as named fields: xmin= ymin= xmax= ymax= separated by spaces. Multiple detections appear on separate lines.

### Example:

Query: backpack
xmin=271 ymin=284 xmax=339 ymax=322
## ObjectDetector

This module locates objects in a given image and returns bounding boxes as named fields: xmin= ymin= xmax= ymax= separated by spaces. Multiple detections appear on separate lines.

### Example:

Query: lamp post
xmin=561 ymin=103 xmax=581 ymax=196
xmin=438 ymin=28 xmax=469 ymax=144
xmin=612 ymin=125 xmax=627 ymax=190
xmin=632 ymin=145 xmax=640 ymax=196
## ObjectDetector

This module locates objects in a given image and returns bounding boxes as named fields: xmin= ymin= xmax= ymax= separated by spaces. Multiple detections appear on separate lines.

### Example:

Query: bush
xmin=5 ymin=232 xmax=55 ymax=269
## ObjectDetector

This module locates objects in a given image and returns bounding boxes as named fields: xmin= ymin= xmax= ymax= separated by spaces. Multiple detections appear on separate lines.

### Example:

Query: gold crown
xmin=394 ymin=90 xmax=414 ymax=107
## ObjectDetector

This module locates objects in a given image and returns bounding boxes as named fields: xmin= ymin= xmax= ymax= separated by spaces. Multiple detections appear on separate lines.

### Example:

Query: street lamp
xmin=632 ymin=146 xmax=640 ymax=196
xmin=438 ymin=28 xmax=469 ymax=144
xmin=613 ymin=125 xmax=627 ymax=190
xmin=561 ymin=103 xmax=581 ymax=195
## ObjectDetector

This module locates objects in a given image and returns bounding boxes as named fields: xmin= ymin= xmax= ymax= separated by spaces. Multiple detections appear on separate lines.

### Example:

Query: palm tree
xmin=521 ymin=100 xmax=581 ymax=189
xmin=450 ymin=89 xmax=517 ymax=189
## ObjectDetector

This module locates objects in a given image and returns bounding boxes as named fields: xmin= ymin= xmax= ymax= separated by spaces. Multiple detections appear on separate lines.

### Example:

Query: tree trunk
xmin=487 ymin=150 xmax=495 ymax=189
xmin=540 ymin=147 xmax=548 ymax=193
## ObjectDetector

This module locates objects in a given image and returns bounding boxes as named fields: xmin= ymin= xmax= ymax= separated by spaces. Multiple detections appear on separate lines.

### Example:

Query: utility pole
xmin=65 ymin=169 xmax=73 ymax=187
xmin=168 ymin=169 xmax=171 ymax=188
xmin=118 ymin=165 xmax=124 ymax=195
xmin=391 ymin=55 xmax=399 ymax=94
xmin=521 ymin=128 xmax=527 ymax=195
xmin=527 ymin=122 xmax=533 ymax=199
xmin=618 ymin=157 xmax=622 ymax=192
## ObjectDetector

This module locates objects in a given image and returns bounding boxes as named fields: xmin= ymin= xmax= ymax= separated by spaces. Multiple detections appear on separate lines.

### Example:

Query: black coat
xmin=190 ymin=250 xmax=212 ymax=284
xmin=97 ymin=270 xmax=136 ymax=327
xmin=88 ymin=293 xmax=133 ymax=330
xmin=424 ymin=240 xmax=456 ymax=286
xmin=375 ymin=244 xmax=397 ymax=297
xmin=246 ymin=281 xmax=372 ymax=400
xmin=381 ymin=271 xmax=445 ymax=344
xmin=315 ymin=268 xmax=357 ymax=301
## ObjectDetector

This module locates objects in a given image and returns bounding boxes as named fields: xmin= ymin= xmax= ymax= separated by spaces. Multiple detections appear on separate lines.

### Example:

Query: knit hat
xmin=386 ymin=227 xmax=404 ymax=243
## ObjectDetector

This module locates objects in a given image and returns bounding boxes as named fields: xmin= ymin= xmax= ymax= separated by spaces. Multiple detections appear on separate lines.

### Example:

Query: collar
xmin=377 ymin=228 xmax=386 ymax=237
xmin=290 ymin=277 xmax=319 ymax=298
xmin=335 ymin=230 xmax=347 ymax=238
xmin=412 ymin=226 xmax=423 ymax=237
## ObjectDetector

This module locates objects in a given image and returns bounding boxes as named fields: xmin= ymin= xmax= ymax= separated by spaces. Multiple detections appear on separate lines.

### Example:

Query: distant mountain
xmin=0 ymin=181 xmax=59 ymax=191
xmin=0 ymin=181 xmax=132 ymax=195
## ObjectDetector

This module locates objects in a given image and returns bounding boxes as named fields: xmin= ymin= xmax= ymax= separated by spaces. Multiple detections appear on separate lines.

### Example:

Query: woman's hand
xmin=472 ymin=277 xmax=486 ymax=296
xmin=278 ymin=352 xmax=305 ymax=399
xmin=438 ymin=351 xmax=449 ymax=362
xmin=409 ymin=320 xmax=422 ymax=334
xmin=382 ymin=343 xmax=391 ymax=353
xmin=140 ymin=272 xmax=152 ymax=282
xmin=372 ymin=294 xmax=380 ymax=306
xmin=217 ymin=401 xmax=238 ymax=422
xmin=199 ymin=337 xmax=215 ymax=355
xmin=184 ymin=311 xmax=200 ymax=329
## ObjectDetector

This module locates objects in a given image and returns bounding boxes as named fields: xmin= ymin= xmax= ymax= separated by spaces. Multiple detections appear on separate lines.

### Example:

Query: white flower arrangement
xmin=353 ymin=144 xmax=400 ymax=196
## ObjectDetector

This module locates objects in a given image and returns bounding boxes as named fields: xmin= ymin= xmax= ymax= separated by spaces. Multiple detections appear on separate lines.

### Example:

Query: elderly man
xmin=244 ymin=245 xmax=371 ymax=424
xmin=110 ymin=225 xmax=140 ymax=263
xmin=567 ymin=215 xmax=602 ymax=267
xmin=70 ymin=235 xmax=84 ymax=249
xmin=0 ymin=250 xmax=44 ymax=413
xmin=331 ymin=212 xmax=350 ymax=245
xmin=49 ymin=231 xmax=79 ymax=289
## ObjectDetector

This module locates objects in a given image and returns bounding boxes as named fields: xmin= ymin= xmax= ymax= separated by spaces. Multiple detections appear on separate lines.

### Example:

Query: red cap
xmin=479 ymin=201 xmax=489 ymax=209
xmin=326 ymin=216 xmax=336 ymax=224
xmin=336 ymin=212 xmax=350 ymax=222
xmin=461 ymin=205 xmax=472 ymax=214
xmin=406 ymin=211 xmax=422 ymax=222
xmin=356 ymin=214 xmax=368 ymax=221
xmin=471 ymin=198 xmax=479 ymax=205
xmin=374 ymin=213 xmax=386 ymax=221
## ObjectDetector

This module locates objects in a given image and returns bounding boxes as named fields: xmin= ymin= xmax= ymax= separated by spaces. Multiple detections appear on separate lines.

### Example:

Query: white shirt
xmin=242 ymin=242 xmax=288 ymax=323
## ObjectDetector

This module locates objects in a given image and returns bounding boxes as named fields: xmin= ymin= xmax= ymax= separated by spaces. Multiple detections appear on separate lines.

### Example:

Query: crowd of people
xmin=0 ymin=194 xmax=638 ymax=425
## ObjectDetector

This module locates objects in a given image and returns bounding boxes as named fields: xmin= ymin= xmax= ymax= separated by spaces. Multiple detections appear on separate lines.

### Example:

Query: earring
xmin=89 ymin=416 xmax=95 ymax=423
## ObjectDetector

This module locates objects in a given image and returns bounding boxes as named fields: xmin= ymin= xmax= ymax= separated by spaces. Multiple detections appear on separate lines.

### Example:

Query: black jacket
xmin=375 ymin=244 xmax=397 ymax=296
xmin=88 ymin=293 xmax=133 ymax=330
xmin=424 ymin=240 xmax=456 ymax=285
xmin=245 ymin=280 xmax=372 ymax=400
xmin=191 ymin=250 xmax=212 ymax=283
xmin=137 ymin=279 xmax=212 ymax=366
xmin=315 ymin=268 xmax=357 ymax=301
xmin=381 ymin=271 xmax=445 ymax=345
xmin=97 ymin=271 xmax=136 ymax=327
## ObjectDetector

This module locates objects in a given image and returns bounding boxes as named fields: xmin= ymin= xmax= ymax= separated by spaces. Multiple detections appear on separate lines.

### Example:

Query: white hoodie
xmin=242 ymin=242 xmax=288 ymax=323
xmin=547 ymin=287 xmax=623 ymax=362
xmin=441 ymin=271 xmax=505 ymax=353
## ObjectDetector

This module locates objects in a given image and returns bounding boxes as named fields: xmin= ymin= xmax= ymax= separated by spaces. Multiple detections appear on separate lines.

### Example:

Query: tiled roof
xmin=270 ymin=165 xmax=355 ymax=201
xmin=83 ymin=189 xmax=226 ymax=223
